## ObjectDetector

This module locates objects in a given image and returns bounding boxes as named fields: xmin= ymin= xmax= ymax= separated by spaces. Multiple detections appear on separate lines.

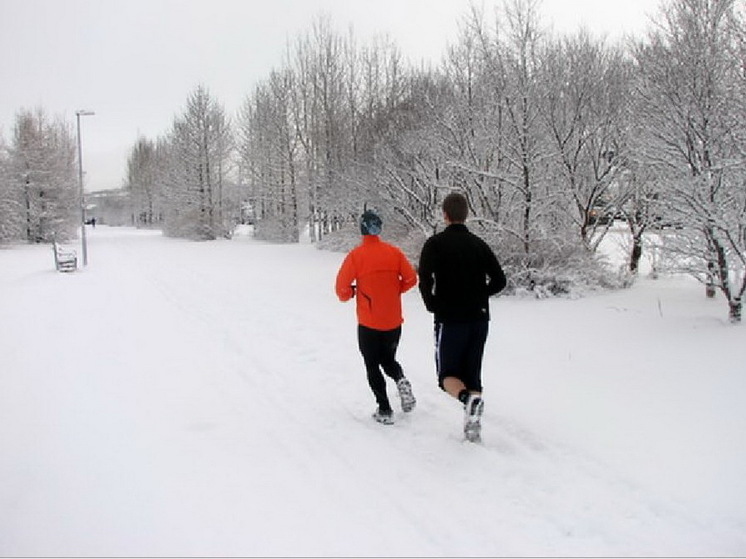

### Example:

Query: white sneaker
xmin=396 ymin=377 xmax=416 ymax=412
xmin=464 ymin=394 xmax=484 ymax=443
xmin=372 ymin=408 xmax=394 ymax=425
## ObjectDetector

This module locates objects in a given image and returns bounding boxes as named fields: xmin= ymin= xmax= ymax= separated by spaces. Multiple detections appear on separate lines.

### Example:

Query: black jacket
xmin=418 ymin=223 xmax=506 ymax=322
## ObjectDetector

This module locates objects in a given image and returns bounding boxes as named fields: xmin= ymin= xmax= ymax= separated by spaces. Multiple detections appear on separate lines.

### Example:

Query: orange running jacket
xmin=335 ymin=235 xmax=417 ymax=331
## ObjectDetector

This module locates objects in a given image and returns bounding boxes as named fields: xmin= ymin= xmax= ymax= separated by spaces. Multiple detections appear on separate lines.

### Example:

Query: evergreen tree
xmin=162 ymin=86 xmax=233 ymax=240
xmin=7 ymin=109 xmax=77 ymax=243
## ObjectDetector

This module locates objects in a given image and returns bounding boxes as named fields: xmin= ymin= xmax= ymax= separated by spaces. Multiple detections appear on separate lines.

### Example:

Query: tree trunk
xmin=629 ymin=236 xmax=643 ymax=274
xmin=728 ymin=297 xmax=742 ymax=323
xmin=705 ymin=261 xmax=716 ymax=298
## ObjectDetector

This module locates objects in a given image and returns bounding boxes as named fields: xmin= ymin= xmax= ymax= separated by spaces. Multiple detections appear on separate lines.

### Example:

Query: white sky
xmin=0 ymin=0 xmax=657 ymax=192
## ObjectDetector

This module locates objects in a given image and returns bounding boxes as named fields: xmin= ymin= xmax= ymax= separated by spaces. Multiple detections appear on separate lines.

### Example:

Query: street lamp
xmin=76 ymin=109 xmax=95 ymax=266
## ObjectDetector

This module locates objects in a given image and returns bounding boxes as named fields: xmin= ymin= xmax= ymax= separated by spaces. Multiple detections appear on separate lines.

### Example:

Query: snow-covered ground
xmin=1 ymin=226 xmax=745 ymax=557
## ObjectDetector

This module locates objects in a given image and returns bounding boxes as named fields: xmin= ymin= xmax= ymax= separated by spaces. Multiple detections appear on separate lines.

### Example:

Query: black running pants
xmin=357 ymin=325 xmax=404 ymax=412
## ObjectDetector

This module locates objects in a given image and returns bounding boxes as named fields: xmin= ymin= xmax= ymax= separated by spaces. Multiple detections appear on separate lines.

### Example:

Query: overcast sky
xmin=0 ymin=0 xmax=657 ymax=192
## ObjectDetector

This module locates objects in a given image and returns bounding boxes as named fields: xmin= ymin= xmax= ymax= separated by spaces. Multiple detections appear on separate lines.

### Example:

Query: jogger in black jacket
xmin=418 ymin=192 xmax=507 ymax=442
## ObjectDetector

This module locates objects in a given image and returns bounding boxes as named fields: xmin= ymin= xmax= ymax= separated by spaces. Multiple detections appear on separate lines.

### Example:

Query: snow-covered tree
xmin=298 ymin=17 xmax=355 ymax=238
xmin=0 ymin=134 xmax=25 ymax=242
xmin=634 ymin=0 xmax=746 ymax=322
xmin=454 ymin=0 xmax=604 ymax=292
xmin=237 ymin=19 xmax=413 ymax=243
xmin=7 ymin=108 xmax=78 ymax=243
xmin=364 ymin=67 xmax=448 ymax=239
xmin=541 ymin=32 xmax=633 ymax=252
xmin=346 ymin=37 xmax=430 ymax=236
xmin=238 ymin=70 xmax=301 ymax=242
xmin=162 ymin=86 xmax=233 ymax=240
xmin=125 ymin=137 xmax=162 ymax=228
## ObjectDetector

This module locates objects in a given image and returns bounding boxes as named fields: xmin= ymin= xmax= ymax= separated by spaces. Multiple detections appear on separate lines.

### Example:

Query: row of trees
xmin=126 ymin=87 xmax=234 ymax=240
xmin=2 ymin=0 xmax=744 ymax=321
xmin=129 ymin=0 xmax=745 ymax=320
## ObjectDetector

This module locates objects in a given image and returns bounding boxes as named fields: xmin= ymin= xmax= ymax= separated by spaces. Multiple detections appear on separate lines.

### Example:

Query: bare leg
xmin=443 ymin=376 xmax=483 ymax=442
xmin=442 ymin=376 xmax=480 ymax=400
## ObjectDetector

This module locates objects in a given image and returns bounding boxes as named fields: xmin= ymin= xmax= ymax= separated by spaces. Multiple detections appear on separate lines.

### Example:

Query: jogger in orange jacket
xmin=335 ymin=209 xmax=418 ymax=424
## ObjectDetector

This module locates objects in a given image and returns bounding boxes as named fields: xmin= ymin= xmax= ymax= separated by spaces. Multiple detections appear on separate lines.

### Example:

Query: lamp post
xmin=76 ymin=109 xmax=94 ymax=266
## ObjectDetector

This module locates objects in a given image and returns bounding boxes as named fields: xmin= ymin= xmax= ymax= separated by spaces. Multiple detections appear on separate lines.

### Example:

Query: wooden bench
xmin=53 ymin=241 xmax=77 ymax=272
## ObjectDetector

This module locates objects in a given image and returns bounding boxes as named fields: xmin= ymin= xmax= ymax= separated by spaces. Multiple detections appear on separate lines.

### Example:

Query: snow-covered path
xmin=1 ymin=227 xmax=745 ymax=556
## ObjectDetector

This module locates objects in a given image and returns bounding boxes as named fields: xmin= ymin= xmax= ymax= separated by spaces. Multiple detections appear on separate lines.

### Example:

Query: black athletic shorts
xmin=434 ymin=320 xmax=489 ymax=392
